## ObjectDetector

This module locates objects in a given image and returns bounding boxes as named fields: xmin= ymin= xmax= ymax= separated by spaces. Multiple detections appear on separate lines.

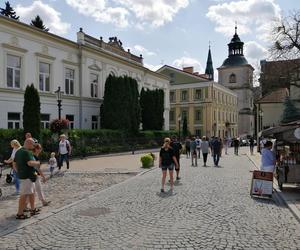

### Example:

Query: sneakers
xmin=176 ymin=176 xmax=181 ymax=181
xmin=160 ymin=188 xmax=165 ymax=193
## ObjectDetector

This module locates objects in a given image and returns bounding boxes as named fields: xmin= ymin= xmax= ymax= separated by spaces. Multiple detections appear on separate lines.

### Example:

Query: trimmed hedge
xmin=0 ymin=129 xmax=176 ymax=161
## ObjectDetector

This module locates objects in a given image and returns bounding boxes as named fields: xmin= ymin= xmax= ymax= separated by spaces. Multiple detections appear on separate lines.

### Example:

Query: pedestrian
xmin=170 ymin=135 xmax=182 ymax=180
xmin=190 ymin=137 xmax=197 ymax=166
xmin=260 ymin=140 xmax=276 ymax=173
xmin=25 ymin=132 xmax=32 ymax=140
xmin=185 ymin=137 xmax=191 ymax=158
xmin=48 ymin=152 xmax=57 ymax=178
xmin=249 ymin=137 xmax=255 ymax=155
xmin=14 ymin=138 xmax=41 ymax=219
xmin=195 ymin=136 xmax=201 ymax=159
xmin=223 ymin=137 xmax=229 ymax=155
xmin=159 ymin=138 xmax=179 ymax=194
xmin=4 ymin=139 xmax=21 ymax=195
xmin=58 ymin=134 xmax=72 ymax=170
xmin=211 ymin=137 xmax=222 ymax=167
xmin=201 ymin=136 xmax=210 ymax=167
xmin=32 ymin=143 xmax=51 ymax=206
xmin=233 ymin=137 xmax=239 ymax=155
xmin=259 ymin=136 xmax=266 ymax=154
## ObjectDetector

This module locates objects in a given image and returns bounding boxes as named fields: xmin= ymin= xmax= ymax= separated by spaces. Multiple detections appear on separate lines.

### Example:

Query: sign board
xmin=250 ymin=170 xmax=273 ymax=197
xmin=294 ymin=128 xmax=300 ymax=139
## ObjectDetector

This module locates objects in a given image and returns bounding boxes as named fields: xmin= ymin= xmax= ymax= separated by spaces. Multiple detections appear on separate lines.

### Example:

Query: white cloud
xmin=206 ymin=0 xmax=281 ymax=39
xmin=244 ymin=41 xmax=267 ymax=60
xmin=172 ymin=56 xmax=204 ymax=73
xmin=127 ymin=45 xmax=156 ymax=56
xmin=16 ymin=1 xmax=70 ymax=35
xmin=65 ymin=0 xmax=189 ymax=28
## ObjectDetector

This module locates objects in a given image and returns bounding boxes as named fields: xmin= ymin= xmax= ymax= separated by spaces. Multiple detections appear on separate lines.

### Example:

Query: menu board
xmin=251 ymin=170 xmax=273 ymax=196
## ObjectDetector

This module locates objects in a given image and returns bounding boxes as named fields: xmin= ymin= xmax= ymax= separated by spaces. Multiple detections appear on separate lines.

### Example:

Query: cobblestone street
xmin=1 ymin=148 xmax=300 ymax=249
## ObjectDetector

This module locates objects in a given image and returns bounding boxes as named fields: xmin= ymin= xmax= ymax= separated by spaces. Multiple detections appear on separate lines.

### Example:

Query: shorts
xmin=19 ymin=179 xmax=35 ymax=195
xmin=161 ymin=164 xmax=174 ymax=171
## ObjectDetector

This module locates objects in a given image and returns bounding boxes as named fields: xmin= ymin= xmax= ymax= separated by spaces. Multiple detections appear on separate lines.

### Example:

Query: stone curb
xmin=0 ymin=165 xmax=158 ymax=237
xmin=246 ymin=154 xmax=300 ymax=223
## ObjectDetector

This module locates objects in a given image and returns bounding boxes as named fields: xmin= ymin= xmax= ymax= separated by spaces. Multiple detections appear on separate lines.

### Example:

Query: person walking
xmin=190 ymin=137 xmax=197 ymax=166
xmin=249 ymin=137 xmax=255 ymax=155
xmin=195 ymin=136 xmax=201 ymax=159
xmin=159 ymin=138 xmax=179 ymax=194
xmin=223 ymin=137 xmax=229 ymax=155
xmin=58 ymin=134 xmax=71 ymax=170
xmin=32 ymin=143 xmax=51 ymax=206
xmin=4 ymin=139 xmax=21 ymax=195
xmin=233 ymin=137 xmax=239 ymax=155
xmin=201 ymin=136 xmax=210 ymax=167
xmin=211 ymin=137 xmax=222 ymax=167
xmin=48 ymin=152 xmax=57 ymax=177
xmin=260 ymin=140 xmax=276 ymax=173
xmin=185 ymin=137 xmax=191 ymax=158
xmin=170 ymin=136 xmax=182 ymax=181
xmin=14 ymin=138 xmax=40 ymax=219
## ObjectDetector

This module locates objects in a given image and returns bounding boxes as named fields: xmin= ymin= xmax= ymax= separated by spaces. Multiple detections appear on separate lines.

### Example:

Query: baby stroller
xmin=6 ymin=168 xmax=14 ymax=184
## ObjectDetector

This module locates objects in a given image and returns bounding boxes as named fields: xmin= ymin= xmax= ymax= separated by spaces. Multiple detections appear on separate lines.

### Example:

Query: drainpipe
xmin=78 ymin=45 xmax=83 ymax=129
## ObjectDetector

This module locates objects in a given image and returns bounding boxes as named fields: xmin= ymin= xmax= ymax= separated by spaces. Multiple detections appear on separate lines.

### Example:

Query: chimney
xmin=183 ymin=66 xmax=194 ymax=74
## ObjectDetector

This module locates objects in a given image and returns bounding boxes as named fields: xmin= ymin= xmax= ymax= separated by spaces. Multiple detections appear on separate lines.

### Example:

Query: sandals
xmin=30 ymin=208 xmax=41 ymax=216
xmin=42 ymin=201 xmax=51 ymax=206
xmin=16 ymin=214 xmax=30 ymax=220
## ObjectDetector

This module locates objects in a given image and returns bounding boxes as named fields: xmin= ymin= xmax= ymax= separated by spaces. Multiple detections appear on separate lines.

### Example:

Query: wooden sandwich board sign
xmin=250 ymin=170 xmax=273 ymax=197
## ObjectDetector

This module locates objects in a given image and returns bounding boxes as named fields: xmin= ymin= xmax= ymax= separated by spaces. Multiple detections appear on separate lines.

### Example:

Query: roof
xmin=220 ymin=55 xmax=249 ymax=68
xmin=257 ymin=88 xmax=289 ymax=103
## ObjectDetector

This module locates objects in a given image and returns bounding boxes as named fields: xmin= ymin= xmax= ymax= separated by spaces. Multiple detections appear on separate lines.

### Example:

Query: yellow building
xmin=157 ymin=65 xmax=238 ymax=138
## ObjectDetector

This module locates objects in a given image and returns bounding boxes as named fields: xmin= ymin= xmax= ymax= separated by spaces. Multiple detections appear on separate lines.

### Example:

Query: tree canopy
xmin=281 ymin=96 xmax=300 ymax=123
xmin=30 ymin=15 xmax=49 ymax=31
xmin=0 ymin=1 xmax=19 ymax=20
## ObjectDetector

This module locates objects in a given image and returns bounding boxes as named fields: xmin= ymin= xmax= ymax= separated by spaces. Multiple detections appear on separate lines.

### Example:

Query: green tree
xmin=281 ymin=96 xmax=300 ymax=123
xmin=30 ymin=15 xmax=49 ymax=31
xmin=0 ymin=1 xmax=19 ymax=20
xmin=23 ymin=84 xmax=41 ymax=139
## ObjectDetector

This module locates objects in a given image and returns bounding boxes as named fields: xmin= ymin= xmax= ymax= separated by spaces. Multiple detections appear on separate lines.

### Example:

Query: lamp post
xmin=178 ymin=115 xmax=182 ymax=142
xmin=259 ymin=110 xmax=264 ymax=132
xmin=55 ymin=86 xmax=63 ymax=120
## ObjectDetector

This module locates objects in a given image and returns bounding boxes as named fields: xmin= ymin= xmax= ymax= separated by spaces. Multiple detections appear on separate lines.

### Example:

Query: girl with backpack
xmin=159 ymin=138 xmax=179 ymax=194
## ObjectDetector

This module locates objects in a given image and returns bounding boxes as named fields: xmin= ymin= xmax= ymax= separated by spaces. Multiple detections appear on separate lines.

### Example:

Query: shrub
xmin=140 ymin=154 xmax=154 ymax=168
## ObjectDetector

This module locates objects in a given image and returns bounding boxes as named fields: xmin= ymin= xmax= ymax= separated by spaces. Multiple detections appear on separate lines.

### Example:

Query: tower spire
xmin=205 ymin=42 xmax=214 ymax=81
xmin=235 ymin=21 xmax=237 ymax=34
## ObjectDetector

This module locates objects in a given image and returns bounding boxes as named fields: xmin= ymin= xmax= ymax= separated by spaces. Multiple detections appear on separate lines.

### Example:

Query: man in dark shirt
xmin=170 ymin=136 xmax=182 ymax=180
xmin=233 ymin=137 xmax=240 ymax=155
xmin=211 ymin=137 xmax=222 ymax=167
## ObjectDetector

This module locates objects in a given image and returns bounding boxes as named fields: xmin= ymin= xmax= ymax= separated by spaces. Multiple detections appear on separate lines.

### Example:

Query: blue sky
xmin=7 ymin=0 xmax=300 ymax=78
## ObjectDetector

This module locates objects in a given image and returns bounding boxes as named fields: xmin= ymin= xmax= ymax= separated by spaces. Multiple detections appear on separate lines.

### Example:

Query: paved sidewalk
xmin=246 ymin=147 xmax=300 ymax=222
xmin=0 ymin=147 xmax=299 ymax=249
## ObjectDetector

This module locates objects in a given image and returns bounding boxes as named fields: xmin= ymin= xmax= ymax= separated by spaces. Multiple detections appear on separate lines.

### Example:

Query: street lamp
xmin=55 ymin=86 xmax=63 ymax=120
xmin=178 ymin=115 xmax=182 ymax=142
xmin=259 ymin=110 xmax=264 ymax=131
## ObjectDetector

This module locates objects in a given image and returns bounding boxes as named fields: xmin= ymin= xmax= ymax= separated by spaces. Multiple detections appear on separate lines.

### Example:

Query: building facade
xmin=157 ymin=65 xmax=238 ymax=138
xmin=0 ymin=16 xmax=169 ymax=130
xmin=218 ymin=27 xmax=255 ymax=137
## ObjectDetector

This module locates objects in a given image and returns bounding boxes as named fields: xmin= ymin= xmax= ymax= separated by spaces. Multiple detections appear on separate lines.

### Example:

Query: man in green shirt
xmin=13 ymin=138 xmax=41 ymax=219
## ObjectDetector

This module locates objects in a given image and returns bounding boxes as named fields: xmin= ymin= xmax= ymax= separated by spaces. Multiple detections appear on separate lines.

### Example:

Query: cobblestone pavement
xmin=1 ymin=148 xmax=300 ymax=249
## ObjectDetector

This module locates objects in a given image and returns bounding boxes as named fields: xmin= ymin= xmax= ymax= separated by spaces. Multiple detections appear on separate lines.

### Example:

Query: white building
xmin=218 ymin=27 xmax=255 ymax=137
xmin=0 ymin=16 xmax=170 ymax=130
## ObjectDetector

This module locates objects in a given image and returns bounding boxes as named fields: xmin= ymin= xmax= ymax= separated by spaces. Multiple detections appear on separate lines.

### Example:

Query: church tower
xmin=205 ymin=44 xmax=214 ymax=80
xmin=218 ymin=25 xmax=254 ymax=137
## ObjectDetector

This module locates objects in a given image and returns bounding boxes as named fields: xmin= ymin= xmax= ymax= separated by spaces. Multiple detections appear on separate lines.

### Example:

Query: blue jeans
xmin=213 ymin=154 xmax=220 ymax=166
xmin=13 ymin=170 xmax=19 ymax=192
xmin=58 ymin=154 xmax=69 ymax=169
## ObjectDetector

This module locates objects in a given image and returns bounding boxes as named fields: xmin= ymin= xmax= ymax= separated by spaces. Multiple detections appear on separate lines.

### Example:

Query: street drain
xmin=77 ymin=207 xmax=111 ymax=217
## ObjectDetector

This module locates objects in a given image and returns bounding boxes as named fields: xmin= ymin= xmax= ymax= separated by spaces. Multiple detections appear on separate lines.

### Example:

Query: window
xmin=7 ymin=54 xmax=21 ymax=88
xmin=181 ymin=90 xmax=188 ymax=101
xmin=182 ymin=110 xmax=188 ymax=120
xmin=90 ymin=73 xmax=98 ymax=98
xmin=170 ymin=110 xmax=175 ymax=122
xmin=195 ymin=110 xmax=202 ymax=121
xmin=170 ymin=91 xmax=175 ymax=102
xmin=92 ymin=115 xmax=98 ymax=129
xmin=65 ymin=68 xmax=74 ymax=95
xmin=214 ymin=110 xmax=216 ymax=121
xmin=66 ymin=115 xmax=74 ymax=129
xmin=39 ymin=62 xmax=50 ymax=91
xmin=8 ymin=112 xmax=20 ymax=129
xmin=195 ymin=129 xmax=201 ymax=137
xmin=229 ymin=73 xmax=236 ymax=83
xmin=41 ymin=114 xmax=50 ymax=129
xmin=195 ymin=89 xmax=202 ymax=100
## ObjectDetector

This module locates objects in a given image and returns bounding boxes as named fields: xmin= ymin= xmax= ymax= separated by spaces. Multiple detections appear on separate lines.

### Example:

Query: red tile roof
xmin=257 ymin=88 xmax=289 ymax=103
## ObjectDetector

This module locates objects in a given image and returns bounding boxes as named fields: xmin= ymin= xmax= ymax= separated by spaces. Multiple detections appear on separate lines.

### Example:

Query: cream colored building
xmin=0 ymin=15 xmax=169 ymax=129
xmin=157 ymin=65 xmax=238 ymax=138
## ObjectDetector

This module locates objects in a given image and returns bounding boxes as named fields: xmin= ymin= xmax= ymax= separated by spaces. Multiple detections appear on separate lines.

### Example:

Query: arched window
xmin=229 ymin=73 xmax=236 ymax=83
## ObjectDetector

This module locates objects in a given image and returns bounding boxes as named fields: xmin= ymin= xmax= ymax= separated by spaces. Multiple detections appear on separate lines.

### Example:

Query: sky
xmin=6 ymin=0 xmax=300 ymax=80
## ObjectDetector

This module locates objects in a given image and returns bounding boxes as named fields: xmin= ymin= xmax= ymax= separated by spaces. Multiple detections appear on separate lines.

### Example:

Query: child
xmin=49 ymin=152 xmax=57 ymax=177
